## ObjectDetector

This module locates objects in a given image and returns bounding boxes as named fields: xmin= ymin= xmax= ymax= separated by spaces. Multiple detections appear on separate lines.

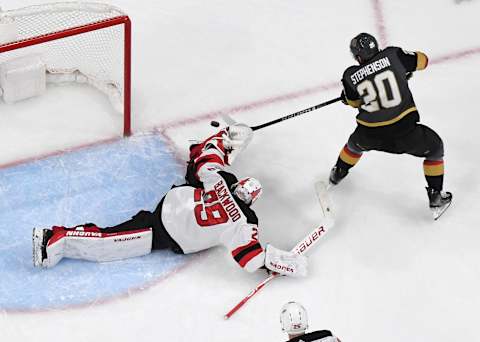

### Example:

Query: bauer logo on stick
xmin=293 ymin=225 xmax=326 ymax=254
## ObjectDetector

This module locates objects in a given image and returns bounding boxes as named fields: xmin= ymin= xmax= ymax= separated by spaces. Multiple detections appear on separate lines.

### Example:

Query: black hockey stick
xmin=250 ymin=96 xmax=342 ymax=131
xmin=211 ymin=97 xmax=342 ymax=131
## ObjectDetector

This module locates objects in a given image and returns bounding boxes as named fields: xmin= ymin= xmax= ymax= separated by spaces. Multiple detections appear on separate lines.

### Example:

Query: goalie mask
xmin=233 ymin=177 xmax=262 ymax=205
xmin=280 ymin=301 xmax=309 ymax=335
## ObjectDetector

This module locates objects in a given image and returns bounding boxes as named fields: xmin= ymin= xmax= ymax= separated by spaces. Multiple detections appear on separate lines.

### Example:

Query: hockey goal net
xmin=0 ymin=2 xmax=131 ymax=136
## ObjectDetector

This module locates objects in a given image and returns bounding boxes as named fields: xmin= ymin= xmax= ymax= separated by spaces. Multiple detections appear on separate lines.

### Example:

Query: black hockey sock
xmin=425 ymin=175 xmax=443 ymax=192
xmin=336 ymin=157 xmax=355 ymax=171
xmin=337 ymin=144 xmax=362 ymax=170
xmin=424 ymin=159 xmax=444 ymax=191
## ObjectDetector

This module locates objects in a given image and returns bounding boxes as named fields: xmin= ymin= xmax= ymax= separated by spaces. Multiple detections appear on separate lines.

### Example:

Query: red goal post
xmin=0 ymin=3 xmax=132 ymax=136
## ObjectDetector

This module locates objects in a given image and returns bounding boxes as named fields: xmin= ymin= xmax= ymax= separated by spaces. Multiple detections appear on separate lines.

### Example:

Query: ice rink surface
xmin=1 ymin=0 xmax=479 ymax=341
xmin=0 ymin=135 xmax=188 ymax=310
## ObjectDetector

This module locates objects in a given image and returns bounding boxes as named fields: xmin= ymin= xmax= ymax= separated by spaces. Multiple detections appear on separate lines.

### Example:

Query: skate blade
xmin=32 ymin=228 xmax=44 ymax=268
xmin=431 ymin=201 xmax=452 ymax=221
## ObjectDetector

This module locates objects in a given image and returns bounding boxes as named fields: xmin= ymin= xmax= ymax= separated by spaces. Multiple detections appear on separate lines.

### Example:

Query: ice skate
xmin=32 ymin=228 xmax=52 ymax=268
xmin=329 ymin=166 xmax=348 ymax=186
xmin=426 ymin=187 xmax=452 ymax=220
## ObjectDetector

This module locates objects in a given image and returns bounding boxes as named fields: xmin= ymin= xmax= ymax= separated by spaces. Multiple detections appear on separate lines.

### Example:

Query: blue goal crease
xmin=0 ymin=134 xmax=188 ymax=311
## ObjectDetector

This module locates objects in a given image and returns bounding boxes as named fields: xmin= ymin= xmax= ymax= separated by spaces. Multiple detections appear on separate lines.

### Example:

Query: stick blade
xmin=314 ymin=181 xmax=334 ymax=220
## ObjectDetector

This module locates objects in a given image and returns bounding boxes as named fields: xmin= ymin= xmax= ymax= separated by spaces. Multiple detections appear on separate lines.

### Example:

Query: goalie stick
xmin=224 ymin=182 xmax=334 ymax=319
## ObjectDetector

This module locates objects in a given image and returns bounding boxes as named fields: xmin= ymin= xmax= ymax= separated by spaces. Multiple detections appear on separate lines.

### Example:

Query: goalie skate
xmin=32 ymin=228 xmax=51 ymax=268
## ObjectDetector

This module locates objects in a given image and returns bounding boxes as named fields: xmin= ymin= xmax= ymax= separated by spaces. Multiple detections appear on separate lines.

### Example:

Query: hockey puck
xmin=210 ymin=120 xmax=220 ymax=127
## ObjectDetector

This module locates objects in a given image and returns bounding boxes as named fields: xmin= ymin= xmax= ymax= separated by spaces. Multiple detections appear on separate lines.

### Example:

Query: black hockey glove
xmin=406 ymin=72 xmax=413 ymax=80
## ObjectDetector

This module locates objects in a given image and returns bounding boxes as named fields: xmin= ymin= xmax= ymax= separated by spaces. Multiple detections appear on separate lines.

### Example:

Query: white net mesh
xmin=0 ymin=2 xmax=128 ymax=114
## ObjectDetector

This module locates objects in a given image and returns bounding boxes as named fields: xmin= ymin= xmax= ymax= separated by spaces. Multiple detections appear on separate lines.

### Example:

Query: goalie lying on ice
xmin=32 ymin=124 xmax=308 ymax=277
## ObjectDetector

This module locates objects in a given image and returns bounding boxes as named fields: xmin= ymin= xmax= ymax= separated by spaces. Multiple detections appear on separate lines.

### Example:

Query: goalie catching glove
xmin=223 ymin=123 xmax=253 ymax=150
xmin=264 ymin=244 xmax=308 ymax=277
xmin=222 ymin=123 xmax=253 ymax=164
xmin=188 ymin=123 xmax=253 ymax=167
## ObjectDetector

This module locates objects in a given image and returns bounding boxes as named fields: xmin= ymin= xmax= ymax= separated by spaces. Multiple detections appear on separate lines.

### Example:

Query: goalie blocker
xmin=33 ymin=124 xmax=307 ymax=278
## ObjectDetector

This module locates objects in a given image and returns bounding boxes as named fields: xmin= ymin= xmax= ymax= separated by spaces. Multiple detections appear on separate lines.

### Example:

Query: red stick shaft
xmin=224 ymin=273 xmax=279 ymax=320
xmin=224 ymin=221 xmax=332 ymax=319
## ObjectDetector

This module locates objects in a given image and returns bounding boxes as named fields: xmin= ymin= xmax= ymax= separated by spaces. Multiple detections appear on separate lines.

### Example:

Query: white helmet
xmin=233 ymin=177 xmax=262 ymax=205
xmin=280 ymin=301 xmax=308 ymax=335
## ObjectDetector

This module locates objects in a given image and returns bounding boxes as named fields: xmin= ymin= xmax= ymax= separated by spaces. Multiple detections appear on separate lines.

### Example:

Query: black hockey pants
xmin=347 ymin=123 xmax=444 ymax=160
xmin=104 ymin=196 xmax=184 ymax=254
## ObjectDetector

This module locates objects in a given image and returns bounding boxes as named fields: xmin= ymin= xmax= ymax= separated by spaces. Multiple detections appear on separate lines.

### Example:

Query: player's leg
xmin=103 ymin=210 xmax=155 ymax=232
xmin=398 ymin=124 xmax=452 ymax=215
xmin=329 ymin=127 xmax=369 ymax=185
xmin=33 ymin=209 xmax=157 ymax=268
xmin=33 ymin=195 xmax=184 ymax=268
xmin=399 ymin=124 xmax=446 ymax=188
xmin=104 ymin=197 xmax=183 ymax=253
xmin=33 ymin=222 xmax=153 ymax=268
xmin=151 ymin=197 xmax=184 ymax=254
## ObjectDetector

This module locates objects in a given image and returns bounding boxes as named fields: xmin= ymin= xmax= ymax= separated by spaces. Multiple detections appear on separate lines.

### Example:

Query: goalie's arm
xmin=186 ymin=125 xmax=254 ymax=186
xmin=225 ymin=224 xmax=307 ymax=277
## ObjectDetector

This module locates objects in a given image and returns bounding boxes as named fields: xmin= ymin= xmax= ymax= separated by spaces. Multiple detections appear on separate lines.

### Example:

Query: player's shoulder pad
xmin=392 ymin=46 xmax=426 ymax=70
xmin=389 ymin=46 xmax=417 ymax=58
xmin=383 ymin=46 xmax=405 ymax=57
xmin=384 ymin=45 xmax=401 ymax=52
xmin=342 ymin=65 xmax=359 ymax=80
xmin=218 ymin=170 xmax=238 ymax=187
xmin=288 ymin=330 xmax=333 ymax=342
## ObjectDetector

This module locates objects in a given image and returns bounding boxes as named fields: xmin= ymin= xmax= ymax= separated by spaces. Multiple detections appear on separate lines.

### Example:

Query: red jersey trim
xmin=194 ymin=154 xmax=225 ymax=177
xmin=238 ymin=248 xmax=263 ymax=268
xmin=232 ymin=240 xmax=258 ymax=257
xmin=232 ymin=240 xmax=263 ymax=267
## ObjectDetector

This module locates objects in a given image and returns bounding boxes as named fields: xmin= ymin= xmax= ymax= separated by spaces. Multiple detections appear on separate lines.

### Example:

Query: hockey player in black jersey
xmin=330 ymin=32 xmax=452 ymax=219
xmin=280 ymin=302 xmax=340 ymax=342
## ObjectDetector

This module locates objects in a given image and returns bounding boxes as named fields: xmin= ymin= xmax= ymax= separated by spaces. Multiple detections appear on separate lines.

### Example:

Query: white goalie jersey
xmin=161 ymin=130 xmax=265 ymax=272
xmin=34 ymin=125 xmax=307 ymax=276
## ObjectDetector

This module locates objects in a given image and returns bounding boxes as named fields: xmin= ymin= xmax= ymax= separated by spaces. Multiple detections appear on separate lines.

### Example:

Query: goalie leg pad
xmin=32 ymin=228 xmax=52 ymax=267
xmin=43 ymin=225 xmax=153 ymax=268
xmin=264 ymin=244 xmax=308 ymax=277
xmin=41 ymin=226 xmax=67 ymax=268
